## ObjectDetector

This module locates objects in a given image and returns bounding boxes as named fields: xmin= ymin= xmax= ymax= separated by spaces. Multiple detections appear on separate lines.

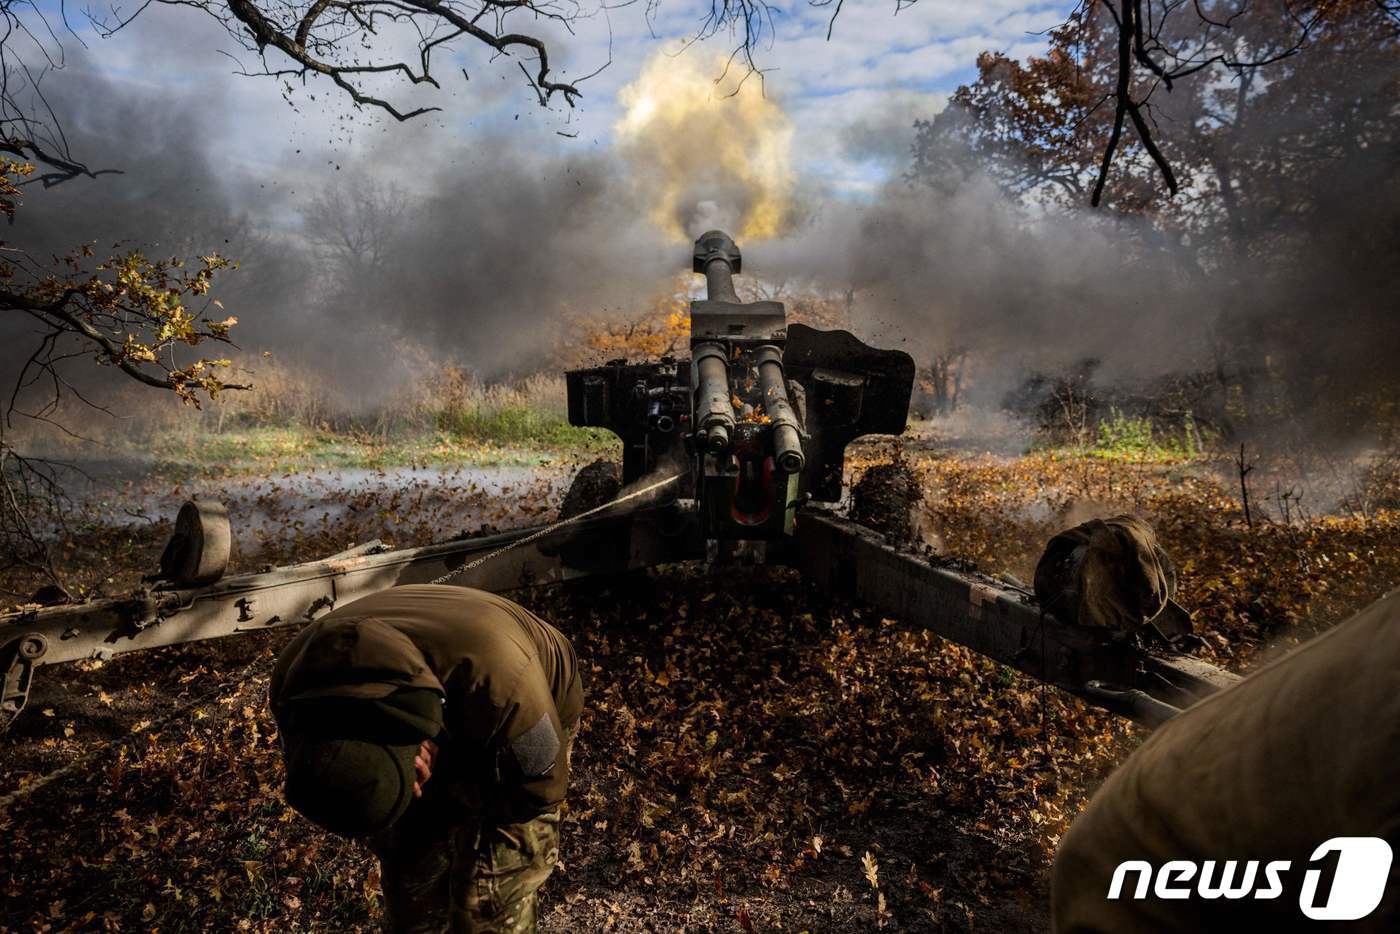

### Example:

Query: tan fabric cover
xmin=1035 ymin=515 xmax=1179 ymax=632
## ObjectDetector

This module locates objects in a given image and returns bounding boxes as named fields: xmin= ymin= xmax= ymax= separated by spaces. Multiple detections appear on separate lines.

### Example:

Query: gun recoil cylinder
xmin=754 ymin=345 xmax=805 ymax=473
xmin=692 ymin=342 xmax=734 ymax=453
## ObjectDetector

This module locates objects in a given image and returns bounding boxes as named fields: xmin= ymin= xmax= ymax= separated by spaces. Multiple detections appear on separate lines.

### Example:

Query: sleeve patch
xmin=508 ymin=713 xmax=560 ymax=777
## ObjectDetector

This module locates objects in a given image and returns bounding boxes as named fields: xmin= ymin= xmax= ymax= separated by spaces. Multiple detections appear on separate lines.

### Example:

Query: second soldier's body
xmin=269 ymin=585 xmax=583 ymax=934
xmin=1052 ymin=589 xmax=1400 ymax=932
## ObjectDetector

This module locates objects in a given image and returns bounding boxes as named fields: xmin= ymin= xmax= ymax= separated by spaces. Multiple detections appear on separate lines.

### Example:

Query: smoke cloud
xmin=6 ymin=22 xmax=1396 ymax=458
xmin=614 ymin=49 xmax=795 ymax=242
xmin=751 ymin=50 xmax=1399 ymax=449
xmin=3 ymin=52 xmax=681 ymax=395
xmin=760 ymin=177 xmax=1206 ymax=393
xmin=6 ymin=42 xmax=816 ymax=402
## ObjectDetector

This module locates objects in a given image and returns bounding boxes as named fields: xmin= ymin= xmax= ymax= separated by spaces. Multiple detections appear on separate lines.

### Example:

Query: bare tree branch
xmin=112 ymin=0 xmax=592 ymax=120
xmin=0 ymin=0 xmax=121 ymax=185
xmin=899 ymin=0 xmax=1388 ymax=206
xmin=1092 ymin=0 xmax=1329 ymax=203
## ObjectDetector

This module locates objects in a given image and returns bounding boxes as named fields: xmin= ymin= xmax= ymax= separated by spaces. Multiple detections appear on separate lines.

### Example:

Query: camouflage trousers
xmin=371 ymin=807 xmax=561 ymax=933
xmin=370 ymin=733 xmax=573 ymax=933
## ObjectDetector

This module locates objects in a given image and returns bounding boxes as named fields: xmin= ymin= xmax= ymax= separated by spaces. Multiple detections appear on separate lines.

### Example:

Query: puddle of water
xmin=50 ymin=463 xmax=571 ymax=551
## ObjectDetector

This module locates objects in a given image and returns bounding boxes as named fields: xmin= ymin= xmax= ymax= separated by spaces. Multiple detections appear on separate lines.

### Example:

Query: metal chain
xmin=429 ymin=472 xmax=681 ymax=586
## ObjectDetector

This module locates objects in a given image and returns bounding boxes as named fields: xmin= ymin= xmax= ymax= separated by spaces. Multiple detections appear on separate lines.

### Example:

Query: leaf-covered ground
xmin=2 ymin=439 xmax=1396 ymax=932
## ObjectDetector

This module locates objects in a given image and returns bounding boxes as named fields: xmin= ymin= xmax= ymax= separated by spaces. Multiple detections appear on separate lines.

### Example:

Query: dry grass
xmin=9 ymin=354 xmax=605 ymax=475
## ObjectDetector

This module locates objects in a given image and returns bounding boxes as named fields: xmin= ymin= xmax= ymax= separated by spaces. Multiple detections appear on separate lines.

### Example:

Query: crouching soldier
xmin=269 ymin=584 xmax=584 ymax=933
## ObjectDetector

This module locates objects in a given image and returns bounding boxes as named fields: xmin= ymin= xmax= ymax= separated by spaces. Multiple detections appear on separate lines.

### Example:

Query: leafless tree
xmin=928 ymin=348 xmax=966 ymax=415
xmin=133 ymin=0 xmax=588 ymax=116
xmin=0 ymin=0 xmax=124 ymax=186
xmin=304 ymin=176 xmax=408 ymax=278
xmin=1235 ymin=441 xmax=1256 ymax=528
xmin=678 ymin=0 xmax=778 ymax=91
xmin=0 ymin=0 xmax=606 ymax=194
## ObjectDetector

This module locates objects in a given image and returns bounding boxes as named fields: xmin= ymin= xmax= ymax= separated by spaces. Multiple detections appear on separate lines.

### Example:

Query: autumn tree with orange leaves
xmin=0 ymin=161 xmax=244 ymax=592
xmin=561 ymin=277 xmax=693 ymax=368
xmin=915 ymin=0 xmax=1400 ymax=439
xmin=917 ymin=1 xmax=1400 ymax=225
xmin=562 ymin=276 xmax=855 ymax=370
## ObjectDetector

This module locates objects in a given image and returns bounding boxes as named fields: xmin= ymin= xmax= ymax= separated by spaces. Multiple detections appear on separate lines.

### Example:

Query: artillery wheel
xmin=559 ymin=459 xmax=623 ymax=520
xmin=159 ymin=499 xmax=232 ymax=587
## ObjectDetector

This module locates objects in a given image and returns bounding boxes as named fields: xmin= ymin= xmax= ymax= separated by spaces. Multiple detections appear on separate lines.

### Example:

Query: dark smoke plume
xmin=7 ymin=18 xmax=1396 ymax=460
xmin=755 ymin=45 xmax=1399 ymax=453
xmin=2 ymin=50 xmax=683 ymax=405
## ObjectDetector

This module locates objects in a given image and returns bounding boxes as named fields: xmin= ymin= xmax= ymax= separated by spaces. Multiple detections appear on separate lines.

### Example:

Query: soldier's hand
xmin=413 ymin=738 xmax=438 ymax=797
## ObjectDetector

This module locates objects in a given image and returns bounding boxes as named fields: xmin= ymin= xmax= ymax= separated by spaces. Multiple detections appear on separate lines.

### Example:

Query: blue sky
xmin=38 ymin=0 xmax=1066 ymax=199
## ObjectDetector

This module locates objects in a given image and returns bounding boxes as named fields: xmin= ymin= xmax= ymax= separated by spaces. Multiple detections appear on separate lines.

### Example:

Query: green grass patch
xmin=433 ymin=403 xmax=611 ymax=448
xmin=1035 ymin=408 xmax=1214 ymax=463
xmin=141 ymin=422 xmax=617 ymax=479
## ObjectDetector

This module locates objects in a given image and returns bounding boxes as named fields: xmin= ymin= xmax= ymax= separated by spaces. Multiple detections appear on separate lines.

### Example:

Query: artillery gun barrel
xmin=755 ymin=345 xmax=805 ymax=473
xmin=694 ymin=229 xmax=741 ymax=303
xmin=703 ymin=257 xmax=740 ymax=303
xmin=688 ymin=230 xmax=747 ymax=454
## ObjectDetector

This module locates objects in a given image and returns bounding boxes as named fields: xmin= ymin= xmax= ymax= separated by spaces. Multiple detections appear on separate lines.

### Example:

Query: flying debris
xmin=0 ymin=230 xmax=1237 ymax=730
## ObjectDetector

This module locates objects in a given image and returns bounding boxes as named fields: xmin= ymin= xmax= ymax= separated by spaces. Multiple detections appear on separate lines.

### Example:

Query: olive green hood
xmin=269 ymin=585 xmax=584 ymax=826
xmin=280 ymin=687 xmax=444 ymax=837
xmin=272 ymin=615 xmax=443 ymax=704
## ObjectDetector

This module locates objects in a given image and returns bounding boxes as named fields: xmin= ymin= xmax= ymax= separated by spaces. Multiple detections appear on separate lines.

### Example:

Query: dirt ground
xmin=3 ymin=431 xmax=1397 ymax=932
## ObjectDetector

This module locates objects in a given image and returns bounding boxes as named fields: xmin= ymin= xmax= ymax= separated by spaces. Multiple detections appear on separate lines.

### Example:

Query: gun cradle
xmin=566 ymin=229 xmax=916 ymax=539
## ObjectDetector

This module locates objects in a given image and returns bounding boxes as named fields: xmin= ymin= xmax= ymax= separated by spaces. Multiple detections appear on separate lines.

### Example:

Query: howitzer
xmin=567 ymin=230 xmax=916 ymax=537
xmin=0 ymin=230 xmax=1239 ymax=730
